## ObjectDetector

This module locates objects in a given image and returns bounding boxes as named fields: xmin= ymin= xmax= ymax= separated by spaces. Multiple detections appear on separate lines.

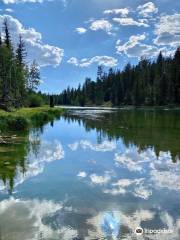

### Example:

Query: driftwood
xmin=0 ymin=137 xmax=7 ymax=144
xmin=0 ymin=135 xmax=17 ymax=144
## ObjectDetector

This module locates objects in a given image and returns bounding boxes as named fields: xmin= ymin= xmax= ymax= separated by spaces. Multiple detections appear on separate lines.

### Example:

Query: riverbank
xmin=58 ymin=105 xmax=180 ymax=111
xmin=0 ymin=107 xmax=64 ymax=131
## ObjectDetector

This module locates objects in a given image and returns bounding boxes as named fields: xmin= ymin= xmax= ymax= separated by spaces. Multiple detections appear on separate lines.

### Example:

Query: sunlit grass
xmin=0 ymin=106 xmax=64 ymax=131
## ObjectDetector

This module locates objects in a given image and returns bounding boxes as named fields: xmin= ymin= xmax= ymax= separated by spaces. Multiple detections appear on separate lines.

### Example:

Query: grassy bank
xmin=0 ymin=107 xmax=64 ymax=131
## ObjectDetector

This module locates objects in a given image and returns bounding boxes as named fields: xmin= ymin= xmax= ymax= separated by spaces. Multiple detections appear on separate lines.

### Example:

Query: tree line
xmin=55 ymin=48 xmax=180 ymax=106
xmin=1 ymin=18 xmax=179 ymax=109
xmin=0 ymin=19 xmax=41 ymax=111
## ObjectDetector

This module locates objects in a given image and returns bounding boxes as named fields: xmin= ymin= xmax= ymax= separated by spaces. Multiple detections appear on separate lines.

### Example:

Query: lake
xmin=0 ymin=108 xmax=180 ymax=240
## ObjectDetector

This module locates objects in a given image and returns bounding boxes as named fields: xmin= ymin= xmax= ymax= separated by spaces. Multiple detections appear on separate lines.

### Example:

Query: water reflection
xmin=73 ymin=142 xmax=180 ymax=199
xmin=68 ymin=140 xmax=117 ymax=152
xmin=0 ymin=109 xmax=180 ymax=239
xmin=0 ymin=127 xmax=64 ymax=193
xmin=0 ymin=132 xmax=29 ymax=193
xmin=0 ymin=197 xmax=179 ymax=240
xmin=64 ymin=109 xmax=180 ymax=160
xmin=1 ymin=109 xmax=179 ymax=193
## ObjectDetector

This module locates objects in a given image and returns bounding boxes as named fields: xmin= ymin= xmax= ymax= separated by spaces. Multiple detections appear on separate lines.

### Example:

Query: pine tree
xmin=16 ymin=35 xmax=26 ymax=66
xmin=0 ymin=34 xmax=2 ymax=46
xmin=0 ymin=20 xmax=14 ymax=110
xmin=174 ymin=47 xmax=180 ymax=103
xmin=50 ymin=95 xmax=54 ymax=108
xmin=55 ymin=48 xmax=180 ymax=108
xmin=14 ymin=36 xmax=27 ymax=107
xmin=28 ymin=60 xmax=40 ymax=91
xmin=3 ymin=18 xmax=11 ymax=50
xmin=0 ymin=19 xmax=41 ymax=111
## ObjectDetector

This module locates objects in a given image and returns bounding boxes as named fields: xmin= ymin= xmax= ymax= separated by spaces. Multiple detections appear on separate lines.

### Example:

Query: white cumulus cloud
xmin=2 ymin=0 xmax=68 ymax=7
xmin=154 ymin=14 xmax=180 ymax=35
xmin=113 ymin=17 xmax=149 ymax=27
xmin=2 ymin=0 xmax=52 ymax=3
xmin=0 ymin=15 xmax=64 ymax=67
xmin=90 ymin=173 xmax=111 ymax=185
xmin=137 ymin=1 xmax=158 ymax=17
xmin=77 ymin=171 xmax=87 ymax=178
xmin=75 ymin=27 xmax=87 ymax=34
xmin=5 ymin=8 xmax=14 ymax=12
xmin=103 ymin=8 xmax=129 ymax=17
xmin=67 ymin=56 xmax=118 ymax=68
xmin=154 ymin=14 xmax=180 ymax=47
xmin=90 ymin=19 xmax=112 ymax=34
xmin=116 ymin=33 xmax=159 ymax=58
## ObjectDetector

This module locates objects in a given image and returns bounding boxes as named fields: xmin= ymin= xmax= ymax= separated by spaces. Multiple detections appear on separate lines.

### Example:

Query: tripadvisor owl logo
xmin=135 ymin=227 xmax=144 ymax=235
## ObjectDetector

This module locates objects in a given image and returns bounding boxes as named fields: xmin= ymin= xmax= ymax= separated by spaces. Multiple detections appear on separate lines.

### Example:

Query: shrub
xmin=7 ymin=116 xmax=29 ymax=131
xmin=28 ymin=94 xmax=43 ymax=108
xmin=50 ymin=95 xmax=55 ymax=108
xmin=0 ymin=107 xmax=64 ymax=132
xmin=30 ymin=112 xmax=52 ymax=127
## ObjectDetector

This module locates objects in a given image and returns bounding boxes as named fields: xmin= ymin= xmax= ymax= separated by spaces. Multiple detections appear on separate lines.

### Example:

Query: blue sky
xmin=0 ymin=0 xmax=179 ymax=93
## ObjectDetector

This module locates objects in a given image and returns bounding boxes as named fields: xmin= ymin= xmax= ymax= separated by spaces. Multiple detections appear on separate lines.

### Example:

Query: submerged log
xmin=0 ymin=137 xmax=7 ymax=144
xmin=0 ymin=135 xmax=17 ymax=144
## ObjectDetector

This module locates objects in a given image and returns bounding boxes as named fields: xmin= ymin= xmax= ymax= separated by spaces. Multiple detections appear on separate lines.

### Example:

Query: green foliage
xmin=65 ymin=109 xmax=180 ymax=161
xmin=0 ymin=115 xmax=28 ymax=131
xmin=27 ymin=60 xmax=41 ymax=91
xmin=50 ymin=95 xmax=55 ymax=108
xmin=0 ymin=107 xmax=64 ymax=131
xmin=0 ymin=18 xmax=42 ymax=111
xmin=27 ymin=93 xmax=43 ymax=108
xmin=0 ymin=130 xmax=29 ymax=192
xmin=7 ymin=116 xmax=29 ymax=131
xmin=56 ymin=48 xmax=180 ymax=107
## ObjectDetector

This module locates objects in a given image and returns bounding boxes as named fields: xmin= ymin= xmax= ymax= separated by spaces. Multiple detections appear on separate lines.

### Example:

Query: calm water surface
xmin=0 ymin=108 xmax=180 ymax=240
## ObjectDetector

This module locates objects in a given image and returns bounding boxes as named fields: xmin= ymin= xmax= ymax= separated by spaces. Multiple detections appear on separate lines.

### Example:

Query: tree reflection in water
xmin=63 ymin=109 xmax=180 ymax=161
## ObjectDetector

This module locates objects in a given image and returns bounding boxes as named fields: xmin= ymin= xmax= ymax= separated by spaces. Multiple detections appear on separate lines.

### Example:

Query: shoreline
xmin=0 ymin=107 xmax=64 ymax=132
xmin=57 ymin=105 xmax=180 ymax=111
